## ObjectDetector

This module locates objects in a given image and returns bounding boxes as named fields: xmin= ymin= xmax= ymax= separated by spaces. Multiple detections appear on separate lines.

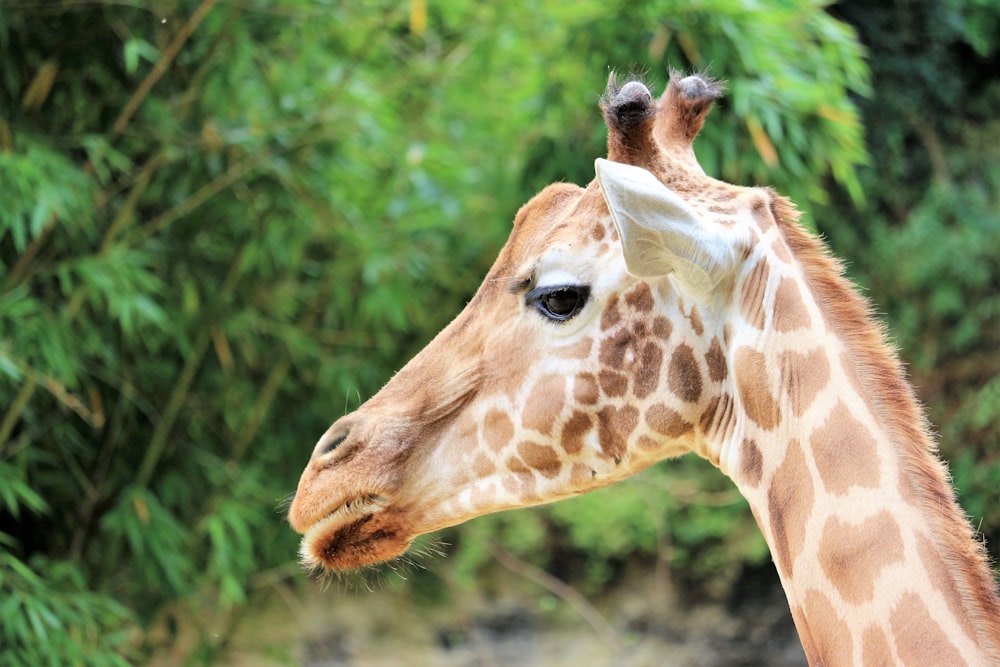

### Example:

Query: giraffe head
xmin=288 ymin=72 xmax=771 ymax=571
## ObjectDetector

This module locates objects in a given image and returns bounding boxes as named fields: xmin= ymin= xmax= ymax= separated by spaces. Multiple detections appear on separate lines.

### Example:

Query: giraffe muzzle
xmin=297 ymin=493 xmax=413 ymax=571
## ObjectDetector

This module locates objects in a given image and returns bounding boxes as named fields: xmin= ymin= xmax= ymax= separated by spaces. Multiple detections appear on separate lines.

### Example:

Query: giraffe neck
xmin=717 ymin=204 xmax=1000 ymax=666
xmin=728 ymin=377 xmax=997 ymax=665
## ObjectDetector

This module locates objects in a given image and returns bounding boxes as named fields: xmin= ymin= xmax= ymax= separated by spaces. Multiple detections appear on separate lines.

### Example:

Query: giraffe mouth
xmin=298 ymin=494 xmax=410 ymax=571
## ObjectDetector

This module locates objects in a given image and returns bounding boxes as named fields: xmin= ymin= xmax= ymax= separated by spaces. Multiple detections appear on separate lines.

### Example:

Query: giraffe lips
xmin=298 ymin=494 xmax=410 ymax=571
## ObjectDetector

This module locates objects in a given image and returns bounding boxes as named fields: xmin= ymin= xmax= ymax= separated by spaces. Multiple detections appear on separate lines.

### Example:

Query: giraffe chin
xmin=298 ymin=496 xmax=412 ymax=571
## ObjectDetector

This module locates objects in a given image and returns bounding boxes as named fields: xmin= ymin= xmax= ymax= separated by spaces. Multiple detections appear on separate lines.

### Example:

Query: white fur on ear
xmin=594 ymin=158 xmax=733 ymax=295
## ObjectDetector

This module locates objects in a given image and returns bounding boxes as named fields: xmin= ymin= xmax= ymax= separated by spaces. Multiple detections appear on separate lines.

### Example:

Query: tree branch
xmin=485 ymin=542 xmax=622 ymax=650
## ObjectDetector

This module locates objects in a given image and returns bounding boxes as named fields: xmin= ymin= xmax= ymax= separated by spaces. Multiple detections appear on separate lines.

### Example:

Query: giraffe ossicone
xmin=288 ymin=71 xmax=1000 ymax=665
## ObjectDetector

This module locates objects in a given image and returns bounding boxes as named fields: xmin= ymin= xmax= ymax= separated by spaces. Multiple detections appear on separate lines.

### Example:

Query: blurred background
xmin=1 ymin=1 xmax=998 ymax=665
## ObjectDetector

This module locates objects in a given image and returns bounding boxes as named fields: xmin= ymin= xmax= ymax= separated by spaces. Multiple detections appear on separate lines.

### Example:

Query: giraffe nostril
xmin=319 ymin=429 xmax=349 ymax=456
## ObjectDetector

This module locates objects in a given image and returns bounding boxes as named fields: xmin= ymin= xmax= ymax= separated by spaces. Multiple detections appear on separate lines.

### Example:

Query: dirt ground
xmin=216 ymin=561 xmax=807 ymax=667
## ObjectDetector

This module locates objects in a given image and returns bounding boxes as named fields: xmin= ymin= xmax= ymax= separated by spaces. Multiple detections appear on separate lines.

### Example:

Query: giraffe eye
xmin=526 ymin=285 xmax=591 ymax=322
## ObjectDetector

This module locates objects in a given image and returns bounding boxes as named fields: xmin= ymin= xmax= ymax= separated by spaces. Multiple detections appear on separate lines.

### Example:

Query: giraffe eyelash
xmin=506 ymin=273 xmax=534 ymax=295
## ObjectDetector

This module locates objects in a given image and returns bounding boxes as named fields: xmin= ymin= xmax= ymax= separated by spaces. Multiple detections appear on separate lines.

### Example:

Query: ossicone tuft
xmin=600 ymin=70 xmax=724 ymax=175
xmin=601 ymin=73 xmax=658 ymax=166
xmin=655 ymin=70 xmax=724 ymax=151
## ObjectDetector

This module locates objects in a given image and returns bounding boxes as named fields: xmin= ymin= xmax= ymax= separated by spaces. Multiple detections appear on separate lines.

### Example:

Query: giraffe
xmin=288 ymin=71 xmax=1000 ymax=665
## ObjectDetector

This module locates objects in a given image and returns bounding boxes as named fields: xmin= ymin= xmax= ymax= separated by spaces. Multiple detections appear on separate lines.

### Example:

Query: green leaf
xmin=123 ymin=38 xmax=159 ymax=75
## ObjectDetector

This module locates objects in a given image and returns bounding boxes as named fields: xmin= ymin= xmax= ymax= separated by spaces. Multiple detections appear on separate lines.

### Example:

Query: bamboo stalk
xmin=135 ymin=327 xmax=212 ymax=487
xmin=133 ymin=146 xmax=275 ymax=242
xmin=111 ymin=0 xmax=219 ymax=136
xmin=135 ymin=246 xmax=247 ymax=486
xmin=232 ymin=357 xmax=291 ymax=462
xmin=0 ymin=376 xmax=37 ymax=451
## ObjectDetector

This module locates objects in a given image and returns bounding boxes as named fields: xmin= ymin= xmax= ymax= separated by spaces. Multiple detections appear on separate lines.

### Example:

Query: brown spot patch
xmin=861 ymin=625 xmax=893 ymax=667
xmin=646 ymin=403 xmax=693 ymax=438
xmin=705 ymin=337 xmax=727 ymax=382
xmin=699 ymin=393 xmax=734 ymax=439
xmin=916 ymin=533 xmax=978 ymax=644
xmin=601 ymin=294 xmax=622 ymax=330
xmin=800 ymin=589 xmax=852 ymax=666
xmin=570 ymin=463 xmax=592 ymax=486
xmin=751 ymin=197 xmax=774 ymax=232
xmin=633 ymin=342 xmax=663 ymax=399
xmin=739 ymin=438 xmax=763 ymax=488
xmin=560 ymin=410 xmax=592 ymax=455
xmin=637 ymin=435 xmax=660 ymax=451
xmin=773 ymin=277 xmax=812 ymax=332
xmin=517 ymin=441 xmax=562 ymax=479
xmin=840 ymin=350 xmax=867 ymax=400
xmin=599 ymin=370 xmax=628 ymax=397
xmin=767 ymin=439 xmax=813 ymax=577
xmin=810 ymin=401 xmax=880 ymax=495
xmin=779 ymin=348 xmax=830 ymax=417
xmin=788 ymin=605 xmax=817 ymax=663
xmin=522 ymin=375 xmax=566 ymax=435
xmin=818 ymin=511 xmax=903 ymax=604
xmin=473 ymin=452 xmax=494 ymax=478
xmin=891 ymin=592 xmax=966 ymax=667
xmin=574 ymin=373 xmax=599 ymax=405
xmin=590 ymin=222 xmax=606 ymax=241
xmin=771 ymin=236 xmax=792 ymax=263
xmin=734 ymin=346 xmax=781 ymax=430
xmin=483 ymin=410 xmax=514 ymax=451
xmin=739 ymin=257 xmax=770 ymax=329
xmin=599 ymin=328 xmax=632 ymax=368
xmin=652 ymin=316 xmax=673 ymax=340
xmin=698 ymin=395 xmax=719 ymax=432
xmin=898 ymin=465 xmax=920 ymax=507
xmin=517 ymin=474 xmax=539 ymax=502
xmin=688 ymin=305 xmax=704 ymax=335
xmin=668 ymin=343 xmax=702 ymax=403
xmin=506 ymin=455 xmax=529 ymax=474
xmin=597 ymin=405 xmax=639 ymax=461
xmin=624 ymin=283 xmax=654 ymax=312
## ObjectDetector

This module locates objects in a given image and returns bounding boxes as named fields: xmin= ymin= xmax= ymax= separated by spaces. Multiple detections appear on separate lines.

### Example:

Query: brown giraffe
xmin=288 ymin=72 xmax=1000 ymax=665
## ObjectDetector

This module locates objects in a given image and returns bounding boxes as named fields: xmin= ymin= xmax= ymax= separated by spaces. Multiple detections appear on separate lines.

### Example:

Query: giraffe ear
xmin=595 ymin=158 xmax=731 ymax=294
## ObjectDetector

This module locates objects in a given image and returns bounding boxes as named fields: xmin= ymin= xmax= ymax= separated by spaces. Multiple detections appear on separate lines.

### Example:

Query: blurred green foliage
xmin=447 ymin=456 xmax=770 ymax=598
xmin=0 ymin=0 xmax=996 ymax=664
xmin=827 ymin=0 xmax=1000 ymax=561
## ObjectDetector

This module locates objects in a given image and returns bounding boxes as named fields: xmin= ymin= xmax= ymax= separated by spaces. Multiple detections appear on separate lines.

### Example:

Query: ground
xmin=206 ymin=560 xmax=806 ymax=667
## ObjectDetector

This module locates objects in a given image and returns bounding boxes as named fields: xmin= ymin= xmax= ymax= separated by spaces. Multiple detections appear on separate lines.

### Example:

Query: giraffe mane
xmin=768 ymin=191 xmax=1000 ymax=657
